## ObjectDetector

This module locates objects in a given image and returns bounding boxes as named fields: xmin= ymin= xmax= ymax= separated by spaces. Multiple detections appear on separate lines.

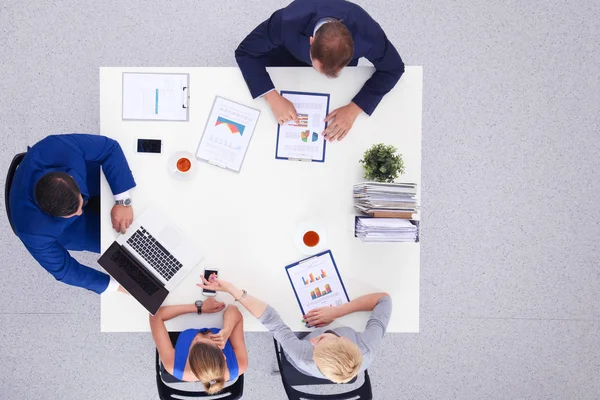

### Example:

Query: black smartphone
xmin=136 ymin=138 xmax=162 ymax=154
xmin=203 ymin=268 xmax=219 ymax=297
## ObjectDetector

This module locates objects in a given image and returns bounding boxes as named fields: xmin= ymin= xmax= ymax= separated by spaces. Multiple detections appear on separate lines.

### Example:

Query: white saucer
xmin=168 ymin=151 xmax=198 ymax=181
xmin=294 ymin=221 xmax=328 ymax=255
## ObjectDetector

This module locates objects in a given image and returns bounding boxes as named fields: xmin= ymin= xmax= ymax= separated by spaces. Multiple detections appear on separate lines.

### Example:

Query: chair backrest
xmin=273 ymin=338 xmax=373 ymax=400
xmin=5 ymin=152 xmax=26 ymax=235
xmin=155 ymin=331 xmax=244 ymax=400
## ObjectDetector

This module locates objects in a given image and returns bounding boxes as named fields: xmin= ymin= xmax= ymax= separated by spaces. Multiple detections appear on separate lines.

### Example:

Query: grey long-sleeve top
xmin=259 ymin=295 xmax=392 ymax=378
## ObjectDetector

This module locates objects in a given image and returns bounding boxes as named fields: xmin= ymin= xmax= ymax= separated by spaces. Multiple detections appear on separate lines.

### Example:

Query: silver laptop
xmin=99 ymin=206 xmax=202 ymax=314
xmin=117 ymin=207 xmax=201 ymax=290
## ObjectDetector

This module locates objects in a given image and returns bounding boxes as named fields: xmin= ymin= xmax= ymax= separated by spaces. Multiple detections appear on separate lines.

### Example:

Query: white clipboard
xmin=195 ymin=96 xmax=260 ymax=173
xmin=122 ymin=72 xmax=189 ymax=121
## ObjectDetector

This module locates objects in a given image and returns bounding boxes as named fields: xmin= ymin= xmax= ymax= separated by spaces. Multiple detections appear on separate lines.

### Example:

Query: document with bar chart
xmin=122 ymin=72 xmax=189 ymax=121
xmin=275 ymin=90 xmax=329 ymax=162
xmin=285 ymin=250 xmax=350 ymax=315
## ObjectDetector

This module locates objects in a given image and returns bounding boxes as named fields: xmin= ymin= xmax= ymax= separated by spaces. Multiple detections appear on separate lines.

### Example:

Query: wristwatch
xmin=195 ymin=300 xmax=204 ymax=315
xmin=115 ymin=198 xmax=132 ymax=207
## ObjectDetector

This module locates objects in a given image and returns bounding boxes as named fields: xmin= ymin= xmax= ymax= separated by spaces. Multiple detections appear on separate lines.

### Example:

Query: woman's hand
xmin=201 ymin=297 xmax=226 ymax=314
xmin=196 ymin=275 xmax=235 ymax=294
xmin=303 ymin=306 xmax=341 ymax=328
xmin=209 ymin=328 xmax=231 ymax=350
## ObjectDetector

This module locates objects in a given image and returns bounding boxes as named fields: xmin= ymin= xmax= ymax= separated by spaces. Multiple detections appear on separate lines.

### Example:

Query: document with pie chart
xmin=276 ymin=91 xmax=330 ymax=162
xmin=196 ymin=96 xmax=260 ymax=172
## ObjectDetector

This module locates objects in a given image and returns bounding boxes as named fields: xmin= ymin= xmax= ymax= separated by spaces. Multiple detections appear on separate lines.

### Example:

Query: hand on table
xmin=323 ymin=102 xmax=363 ymax=142
xmin=117 ymin=285 xmax=130 ymax=295
xmin=111 ymin=205 xmax=133 ymax=234
xmin=196 ymin=275 xmax=234 ymax=294
xmin=303 ymin=306 xmax=340 ymax=328
xmin=265 ymin=90 xmax=298 ymax=125
xmin=209 ymin=328 xmax=231 ymax=350
xmin=201 ymin=297 xmax=226 ymax=314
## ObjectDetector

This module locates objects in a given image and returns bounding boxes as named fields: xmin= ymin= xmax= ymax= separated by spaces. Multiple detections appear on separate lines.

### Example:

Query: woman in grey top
xmin=197 ymin=274 xmax=392 ymax=383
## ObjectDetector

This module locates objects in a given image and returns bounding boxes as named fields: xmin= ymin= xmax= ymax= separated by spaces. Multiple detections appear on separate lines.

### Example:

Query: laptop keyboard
xmin=109 ymin=249 xmax=161 ymax=296
xmin=126 ymin=226 xmax=183 ymax=281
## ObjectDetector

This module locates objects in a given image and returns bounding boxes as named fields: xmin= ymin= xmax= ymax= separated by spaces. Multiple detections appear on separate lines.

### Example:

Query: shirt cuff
xmin=259 ymin=88 xmax=276 ymax=98
xmin=114 ymin=190 xmax=131 ymax=202
xmin=103 ymin=277 xmax=120 ymax=293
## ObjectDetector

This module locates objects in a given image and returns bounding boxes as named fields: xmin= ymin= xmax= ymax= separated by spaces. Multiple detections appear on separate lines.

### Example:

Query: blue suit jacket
xmin=235 ymin=0 xmax=405 ymax=115
xmin=9 ymin=134 xmax=136 ymax=294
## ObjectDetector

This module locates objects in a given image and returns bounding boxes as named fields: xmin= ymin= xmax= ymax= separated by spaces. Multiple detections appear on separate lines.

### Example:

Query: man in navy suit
xmin=9 ymin=134 xmax=136 ymax=294
xmin=235 ymin=0 xmax=404 ymax=141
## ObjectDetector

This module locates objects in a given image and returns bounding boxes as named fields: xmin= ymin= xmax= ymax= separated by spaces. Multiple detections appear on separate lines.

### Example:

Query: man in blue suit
xmin=9 ymin=134 xmax=136 ymax=294
xmin=235 ymin=0 xmax=404 ymax=142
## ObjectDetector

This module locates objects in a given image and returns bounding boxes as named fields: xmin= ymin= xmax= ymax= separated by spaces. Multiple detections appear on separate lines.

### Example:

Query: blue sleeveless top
xmin=173 ymin=328 xmax=239 ymax=382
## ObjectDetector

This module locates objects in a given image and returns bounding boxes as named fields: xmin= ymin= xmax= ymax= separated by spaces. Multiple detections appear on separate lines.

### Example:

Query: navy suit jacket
xmin=235 ymin=0 xmax=404 ymax=115
xmin=9 ymin=134 xmax=136 ymax=294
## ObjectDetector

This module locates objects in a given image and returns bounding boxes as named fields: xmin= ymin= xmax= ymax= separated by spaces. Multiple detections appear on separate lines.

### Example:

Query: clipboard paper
xmin=285 ymin=250 xmax=350 ymax=315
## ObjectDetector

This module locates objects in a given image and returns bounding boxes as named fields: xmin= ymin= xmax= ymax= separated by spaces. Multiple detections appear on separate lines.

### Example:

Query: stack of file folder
xmin=353 ymin=182 xmax=419 ymax=218
xmin=355 ymin=217 xmax=419 ymax=242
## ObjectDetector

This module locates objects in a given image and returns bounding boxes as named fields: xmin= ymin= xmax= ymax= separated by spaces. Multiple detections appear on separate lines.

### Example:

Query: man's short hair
xmin=310 ymin=21 xmax=354 ymax=78
xmin=34 ymin=172 xmax=81 ymax=217
xmin=313 ymin=337 xmax=363 ymax=383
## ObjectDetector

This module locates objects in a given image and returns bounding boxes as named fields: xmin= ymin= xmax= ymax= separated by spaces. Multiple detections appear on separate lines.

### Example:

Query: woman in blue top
xmin=149 ymin=297 xmax=248 ymax=394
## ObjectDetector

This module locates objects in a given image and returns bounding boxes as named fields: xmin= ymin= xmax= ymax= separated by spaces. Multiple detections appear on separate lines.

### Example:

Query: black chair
xmin=155 ymin=331 xmax=244 ymax=400
xmin=273 ymin=338 xmax=373 ymax=400
xmin=5 ymin=152 xmax=26 ymax=235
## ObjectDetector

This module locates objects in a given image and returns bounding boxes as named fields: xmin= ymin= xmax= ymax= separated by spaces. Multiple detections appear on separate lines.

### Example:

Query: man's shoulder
xmin=280 ymin=0 xmax=368 ymax=19
xmin=14 ymin=211 xmax=62 ymax=241
xmin=11 ymin=195 xmax=63 ymax=241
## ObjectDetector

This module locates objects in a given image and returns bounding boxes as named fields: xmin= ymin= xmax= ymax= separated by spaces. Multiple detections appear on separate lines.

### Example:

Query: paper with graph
xmin=196 ymin=96 xmax=260 ymax=172
xmin=285 ymin=250 xmax=350 ymax=315
xmin=276 ymin=91 xmax=329 ymax=162
xmin=122 ymin=73 xmax=189 ymax=121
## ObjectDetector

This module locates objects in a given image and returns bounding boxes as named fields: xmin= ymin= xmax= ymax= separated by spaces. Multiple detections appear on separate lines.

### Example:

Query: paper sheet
xmin=286 ymin=252 xmax=349 ymax=315
xmin=122 ymin=73 xmax=189 ymax=121
xmin=276 ymin=91 xmax=329 ymax=161
xmin=196 ymin=96 xmax=260 ymax=172
xmin=355 ymin=218 xmax=419 ymax=242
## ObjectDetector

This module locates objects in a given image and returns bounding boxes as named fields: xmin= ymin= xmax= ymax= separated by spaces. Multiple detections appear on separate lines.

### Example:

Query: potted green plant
xmin=359 ymin=143 xmax=405 ymax=182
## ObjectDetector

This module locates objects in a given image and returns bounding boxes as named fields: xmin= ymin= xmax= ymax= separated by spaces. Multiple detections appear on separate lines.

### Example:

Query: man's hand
xmin=117 ymin=285 xmax=130 ymax=295
xmin=323 ymin=102 xmax=363 ymax=142
xmin=202 ymin=297 xmax=226 ymax=314
xmin=265 ymin=90 xmax=298 ymax=125
xmin=111 ymin=205 xmax=133 ymax=234
xmin=303 ymin=306 xmax=341 ymax=328
xmin=209 ymin=328 xmax=231 ymax=350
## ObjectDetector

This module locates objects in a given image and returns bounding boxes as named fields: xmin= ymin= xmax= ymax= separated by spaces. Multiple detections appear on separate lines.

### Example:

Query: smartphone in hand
xmin=202 ymin=268 xmax=219 ymax=297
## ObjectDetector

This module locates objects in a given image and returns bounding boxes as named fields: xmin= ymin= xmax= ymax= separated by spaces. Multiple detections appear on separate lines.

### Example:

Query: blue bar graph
xmin=155 ymin=89 xmax=159 ymax=114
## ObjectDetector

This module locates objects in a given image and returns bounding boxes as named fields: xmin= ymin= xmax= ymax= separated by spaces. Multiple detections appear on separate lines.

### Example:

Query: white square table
xmin=99 ymin=66 xmax=422 ymax=333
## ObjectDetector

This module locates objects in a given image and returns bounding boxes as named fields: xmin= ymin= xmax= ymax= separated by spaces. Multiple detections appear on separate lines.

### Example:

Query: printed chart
xmin=286 ymin=251 xmax=349 ymax=314
xmin=196 ymin=97 xmax=260 ymax=172
xmin=309 ymin=284 xmax=332 ymax=300
xmin=289 ymin=113 xmax=309 ymax=128
xmin=301 ymin=269 xmax=327 ymax=285
xmin=300 ymin=130 xmax=319 ymax=143
xmin=276 ymin=91 xmax=329 ymax=161
xmin=216 ymin=116 xmax=245 ymax=135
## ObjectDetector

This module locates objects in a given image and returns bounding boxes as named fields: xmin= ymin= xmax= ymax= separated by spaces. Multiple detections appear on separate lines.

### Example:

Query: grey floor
xmin=1 ymin=0 xmax=599 ymax=399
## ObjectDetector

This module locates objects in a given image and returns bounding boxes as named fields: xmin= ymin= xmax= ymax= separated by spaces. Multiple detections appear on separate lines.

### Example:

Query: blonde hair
xmin=313 ymin=338 xmax=363 ymax=383
xmin=188 ymin=342 xmax=226 ymax=394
